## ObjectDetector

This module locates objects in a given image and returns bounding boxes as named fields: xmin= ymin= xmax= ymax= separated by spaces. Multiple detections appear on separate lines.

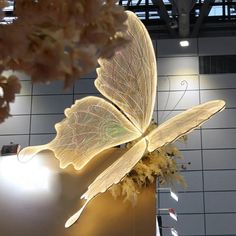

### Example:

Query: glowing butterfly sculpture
xmin=19 ymin=11 xmax=225 ymax=228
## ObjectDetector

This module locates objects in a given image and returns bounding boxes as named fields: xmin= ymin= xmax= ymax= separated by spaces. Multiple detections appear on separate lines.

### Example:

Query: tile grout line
xmin=28 ymin=81 xmax=34 ymax=146
xmin=197 ymin=38 xmax=207 ymax=236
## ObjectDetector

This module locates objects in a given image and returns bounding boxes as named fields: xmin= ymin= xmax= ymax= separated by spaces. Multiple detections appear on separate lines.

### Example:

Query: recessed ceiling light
xmin=179 ymin=40 xmax=189 ymax=47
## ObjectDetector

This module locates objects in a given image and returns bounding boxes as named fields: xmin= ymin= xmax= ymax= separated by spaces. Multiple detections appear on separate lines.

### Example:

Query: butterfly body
xmin=18 ymin=11 xmax=225 ymax=228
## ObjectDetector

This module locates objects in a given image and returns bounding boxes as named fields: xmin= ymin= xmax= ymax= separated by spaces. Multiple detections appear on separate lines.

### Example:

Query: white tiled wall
xmin=157 ymin=37 xmax=236 ymax=236
xmin=0 ymin=36 xmax=236 ymax=236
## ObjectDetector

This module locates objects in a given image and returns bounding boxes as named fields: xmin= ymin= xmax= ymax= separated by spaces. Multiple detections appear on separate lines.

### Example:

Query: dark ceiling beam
xmin=173 ymin=0 xmax=197 ymax=38
xmin=127 ymin=0 xmax=132 ymax=6
xmin=151 ymin=0 xmax=177 ymax=37
xmin=191 ymin=0 xmax=215 ymax=37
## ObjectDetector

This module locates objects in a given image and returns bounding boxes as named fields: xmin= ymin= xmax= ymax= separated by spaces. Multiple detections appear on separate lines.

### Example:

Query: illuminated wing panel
xmin=65 ymin=138 xmax=147 ymax=228
xmin=147 ymin=100 xmax=226 ymax=152
xmin=82 ymin=138 xmax=147 ymax=201
xmin=95 ymin=11 xmax=157 ymax=133
xmin=48 ymin=96 xmax=141 ymax=170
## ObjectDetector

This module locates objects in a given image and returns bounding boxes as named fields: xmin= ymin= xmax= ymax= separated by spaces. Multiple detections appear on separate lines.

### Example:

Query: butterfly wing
xmin=65 ymin=138 xmax=147 ymax=227
xmin=19 ymin=96 xmax=141 ymax=170
xmin=95 ymin=11 xmax=157 ymax=133
xmin=147 ymin=100 xmax=225 ymax=152
xmin=50 ymin=96 xmax=142 ymax=170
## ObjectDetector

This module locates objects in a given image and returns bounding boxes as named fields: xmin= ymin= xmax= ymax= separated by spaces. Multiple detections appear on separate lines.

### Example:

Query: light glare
xmin=171 ymin=228 xmax=178 ymax=236
xmin=0 ymin=155 xmax=51 ymax=192
xmin=170 ymin=189 xmax=178 ymax=202
xmin=169 ymin=208 xmax=178 ymax=221
xmin=156 ymin=216 xmax=161 ymax=236
xmin=179 ymin=40 xmax=189 ymax=47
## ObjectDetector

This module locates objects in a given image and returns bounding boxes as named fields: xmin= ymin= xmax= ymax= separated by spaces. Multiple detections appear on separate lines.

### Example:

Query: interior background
xmin=0 ymin=36 xmax=236 ymax=236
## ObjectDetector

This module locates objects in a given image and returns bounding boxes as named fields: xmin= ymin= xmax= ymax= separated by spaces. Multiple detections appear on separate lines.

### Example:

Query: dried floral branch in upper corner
xmin=0 ymin=74 xmax=21 ymax=123
xmin=0 ymin=0 xmax=128 ymax=88
xmin=0 ymin=0 xmax=128 ymax=122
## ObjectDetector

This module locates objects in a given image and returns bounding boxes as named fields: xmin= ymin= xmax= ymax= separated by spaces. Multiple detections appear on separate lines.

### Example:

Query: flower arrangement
xmin=109 ymin=122 xmax=187 ymax=204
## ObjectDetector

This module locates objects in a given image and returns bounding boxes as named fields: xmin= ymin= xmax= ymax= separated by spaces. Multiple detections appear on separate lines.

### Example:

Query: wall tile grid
xmin=0 ymin=37 xmax=235 ymax=236
xmin=156 ymin=37 xmax=236 ymax=236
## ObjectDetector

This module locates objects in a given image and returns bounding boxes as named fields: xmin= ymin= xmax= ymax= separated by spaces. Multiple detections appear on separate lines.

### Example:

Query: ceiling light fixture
xmin=179 ymin=40 xmax=189 ymax=47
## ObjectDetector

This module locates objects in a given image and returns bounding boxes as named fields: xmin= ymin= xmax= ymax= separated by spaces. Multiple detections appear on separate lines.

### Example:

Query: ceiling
xmin=119 ymin=0 xmax=236 ymax=39
xmin=2 ymin=1 xmax=236 ymax=39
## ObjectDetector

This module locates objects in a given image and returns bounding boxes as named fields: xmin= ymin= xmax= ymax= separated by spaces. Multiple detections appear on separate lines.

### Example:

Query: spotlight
xmin=156 ymin=216 xmax=179 ymax=236
xmin=168 ymin=208 xmax=178 ymax=221
xmin=171 ymin=228 xmax=178 ymax=236
xmin=157 ymin=187 xmax=178 ymax=202
xmin=170 ymin=190 xmax=178 ymax=202
xmin=159 ymin=208 xmax=178 ymax=221
xmin=179 ymin=40 xmax=189 ymax=47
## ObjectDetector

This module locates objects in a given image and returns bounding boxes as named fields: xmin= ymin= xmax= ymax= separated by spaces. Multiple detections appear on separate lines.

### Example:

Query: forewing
xmin=50 ymin=96 xmax=141 ymax=170
xmin=81 ymin=138 xmax=147 ymax=201
xmin=147 ymin=100 xmax=225 ymax=152
xmin=95 ymin=11 xmax=157 ymax=133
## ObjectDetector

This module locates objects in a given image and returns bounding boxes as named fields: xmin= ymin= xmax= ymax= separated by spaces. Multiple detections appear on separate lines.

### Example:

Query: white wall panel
xmin=74 ymin=78 xmax=97 ymax=94
xmin=201 ymin=89 xmax=236 ymax=108
xmin=158 ymin=91 xmax=199 ymax=110
xmin=152 ymin=110 xmax=157 ymax=123
xmin=204 ymin=170 xmax=236 ymax=191
xmin=0 ymin=135 xmax=29 ymax=148
xmin=176 ymin=171 xmax=203 ymax=192
xmin=203 ymin=149 xmax=236 ymax=170
xmin=30 ymin=134 xmax=56 ymax=146
xmin=33 ymin=81 xmax=73 ymax=95
xmin=161 ymin=214 xmax=205 ymax=236
xmin=202 ymin=129 xmax=236 ymax=149
xmin=30 ymin=114 xmax=64 ymax=134
xmin=205 ymin=192 xmax=236 ymax=213
xmin=158 ymin=110 xmax=183 ymax=123
xmin=0 ymin=116 xmax=30 ymax=135
xmin=181 ymin=150 xmax=202 ymax=171
xmin=200 ymin=74 xmax=236 ymax=89
xmin=206 ymin=214 xmax=236 ymax=235
xmin=158 ymin=75 xmax=199 ymax=91
xmin=10 ymin=96 xmax=31 ymax=115
xmin=18 ymin=81 xmax=32 ymax=95
xmin=199 ymin=36 xmax=236 ymax=56
xmin=157 ymin=57 xmax=199 ymax=76
xmin=202 ymin=108 xmax=236 ymax=129
xmin=159 ymin=192 xmax=204 ymax=213
xmin=176 ymin=130 xmax=201 ymax=150
xmin=32 ymin=95 xmax=73 ymax=114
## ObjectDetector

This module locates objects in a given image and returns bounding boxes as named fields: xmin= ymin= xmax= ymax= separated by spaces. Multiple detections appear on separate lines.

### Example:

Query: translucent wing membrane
xmin=19 ymin=97 xmax=141 ymax=170
xmin=147 ymin=100 xmax=226 ymax=152
xmin=95 ymin=11 xmax=157 ymax=133
xmin=65 ymin=138 xmax=147 ymax=228
xmin=50 ymin=97 xmax=141 ymax=170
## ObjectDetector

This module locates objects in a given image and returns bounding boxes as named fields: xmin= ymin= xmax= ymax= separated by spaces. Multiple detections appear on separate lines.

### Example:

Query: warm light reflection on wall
xmin=0 ymin=155 xmax=51 ymax=192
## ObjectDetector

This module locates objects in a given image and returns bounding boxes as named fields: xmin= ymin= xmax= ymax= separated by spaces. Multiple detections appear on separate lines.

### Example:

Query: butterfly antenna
xmin=161 ymin=80 xmax=188 ymax=122
xmin=65 ymin=200 xmax=89 ymax=228
xmin=159 ymin=76 xmax=171 ymax=122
